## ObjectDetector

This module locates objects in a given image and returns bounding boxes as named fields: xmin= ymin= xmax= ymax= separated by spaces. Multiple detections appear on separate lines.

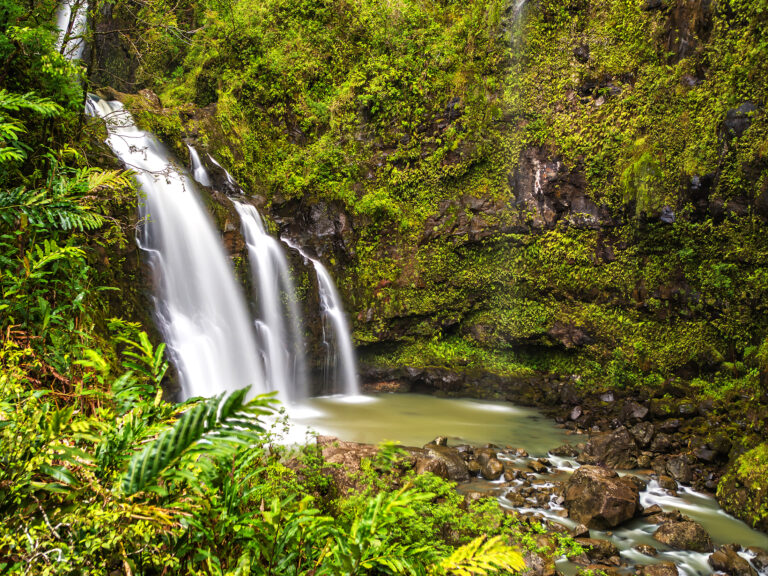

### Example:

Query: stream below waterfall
xmin=287 ymin=393 xmax=768 ymax=576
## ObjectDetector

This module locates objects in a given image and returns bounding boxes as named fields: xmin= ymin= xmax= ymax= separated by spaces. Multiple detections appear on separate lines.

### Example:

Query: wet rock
xmin=638 ymin=562 xmax=678 ymax=576
xmin=562 ymin=466 xmax=641 ymax=529
xmin=474 ymin=447 xmax=498 ymax=467
xmin=694 ymin=447 xmax=717 ymax=463
xmin=630 ymin=422 xmax=655 ymax=448
xmin=649 ymin=433 xmax=674 ymax=453
xmin=528 ymin=460 xmax=548 ymax=474
xmin=653 ymin=520 xmax=713 ymax=552
xmin=467 ymin=460 xmax=482 ymax=476
xmin=572 ymin=538 xmax=620 ymax=565
xmin=747 ymin=546 xmax=768 ymax=570
xmin=708 ymin=545 xmax=758 ymax=576
xmin=510 ymin=146 xmax=611 ymax=231
xmin=658 ymin=475 xmax=678 ymax=491
xmin=576 ymin=565 xmax=622 ymax=576
xmin=641 ymin=504 xmax=663 ymax=517
xmin=634 ymin=544 xmax=658 ymax=556
xmin=637 ymin=453 xmax=652 ymax=468
xmin=579 ymin=427 xmax=638 ymax=469
xmin=723 ymin=102 xmax=758 ymax=139
xmin=432 ymin=436 xmax=448 ymax=446
xmin=420 ymin=444 xmax=470 ymax=481
xmin=623 ymin=401 xmax=650 ymax=423
xmin=666 ymin=454 xmax=694 ymax=484
xmin=571 ymin=524 xmax=590 ymax=538
xmin=522 ymin=551 xmax=556 ymax=576
xmin=550 ymin=444 xmax=580 ymax=457
xmin=600 ymin=392 xmax=615 ymax=403
xmin=570 ymin=406 xmax=583 ymax=421
xmin=548 ymin=322 xmax=593 ymax=349
xmin=481 ymin=458 xmax=505 ymax=481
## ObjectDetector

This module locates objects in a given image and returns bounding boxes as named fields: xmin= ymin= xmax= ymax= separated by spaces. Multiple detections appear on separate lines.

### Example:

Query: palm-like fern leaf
xmin=121 ymin=387 xmax=276 ymax=495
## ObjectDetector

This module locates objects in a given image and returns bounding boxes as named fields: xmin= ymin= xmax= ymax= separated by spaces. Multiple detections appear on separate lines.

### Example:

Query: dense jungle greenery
xmin=3 ymin=0 xmax=768 ymax=571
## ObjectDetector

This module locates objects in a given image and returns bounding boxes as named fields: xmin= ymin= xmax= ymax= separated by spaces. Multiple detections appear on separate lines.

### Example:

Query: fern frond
xmin=433 ymin=536 xmax=526 ymax=576
xmin=85 ymin=168 xmax=133 ymax=193
xmin=0 ymin=90 xmax=62 ymax=117
xmin=121 ymin=387 xmax=276 ymax=495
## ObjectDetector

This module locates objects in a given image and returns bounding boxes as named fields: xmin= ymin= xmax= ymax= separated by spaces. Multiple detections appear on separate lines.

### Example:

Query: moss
xmin=718 ymin=443 xmax=768 ymax=531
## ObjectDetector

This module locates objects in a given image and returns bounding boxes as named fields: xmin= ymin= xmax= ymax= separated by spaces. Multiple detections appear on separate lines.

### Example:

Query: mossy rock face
xmin=717 ymin=443 xmax=768 ymax=532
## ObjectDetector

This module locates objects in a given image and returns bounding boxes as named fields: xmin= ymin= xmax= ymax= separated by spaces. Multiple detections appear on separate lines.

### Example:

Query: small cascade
xmin=232 ymin=201 xmax=308 ymax=402
xmin=187 ymin=145 xmax=212 ymax=187
xmin=55 ymin=0 xmax=88 ymax=61
xmin=283 ymin=240 xmax=359 ymax=396
xmin=87 ymin=97 xmax=265 ymax=400
xmin=207 ymin=155 xmax=237 ymax=186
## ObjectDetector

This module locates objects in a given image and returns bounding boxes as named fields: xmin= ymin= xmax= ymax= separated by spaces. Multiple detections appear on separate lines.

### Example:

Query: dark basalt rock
xmin=547 ymin=321 xmax=593 ymax=349
xmin=509 ymin=147 xmax=613 ymax=231
xmin=579 ymin=426 xmax=638 ymax=469
xmin=562 ymin=466 xmax=641 ymax=529
xmin=723 ymin=102 xmax=759 ymax=139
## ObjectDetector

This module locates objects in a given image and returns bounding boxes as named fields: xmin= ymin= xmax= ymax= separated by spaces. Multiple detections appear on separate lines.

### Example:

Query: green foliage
xmin=122 ymin=387 xmax=276 ymax=495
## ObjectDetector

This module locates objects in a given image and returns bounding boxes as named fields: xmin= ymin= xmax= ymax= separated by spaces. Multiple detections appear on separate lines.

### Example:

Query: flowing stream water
xmin=87 ymin=98 xmax=266 ymax=400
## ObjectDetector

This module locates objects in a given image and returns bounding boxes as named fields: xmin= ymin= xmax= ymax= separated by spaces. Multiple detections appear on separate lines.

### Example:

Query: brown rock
xmin=562 ymin=466 xmax=640 ymax=529
xmin=528 ymin=460 xmax=548 ymax=474
xmin=634 ymin=544 xmax=658 ymax=556
xmin=658 ymin=475 xmax=678 ymax=491
xmin=638 ymin=562 xmax=678 ymax=576
xmin=653 ymin=520 xmax=713 ymax=552
xmin=481 ymin=458 xmax=505 ymax=481
xmin=708 ymin=545 xmax=758 ymax=576
xmin=579 ymin=427 xmax=638 ymax=469
xmin=419 ymin=444 xmax=470 ymax=481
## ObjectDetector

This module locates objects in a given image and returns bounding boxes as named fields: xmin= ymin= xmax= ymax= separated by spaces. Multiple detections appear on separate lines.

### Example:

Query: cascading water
xmin=55 ymin=0 xmax=88 ymax=61
xmin=232 ymin=201 xmax=308 ymax=402
xmin=87 ymin=97 xmax=266 ymax=400
xmin=314 ymin=262 xmax=360 ymax=396
xmin=283 ymin=240 xmax=360 ymax=396
xmin=187 ymin=145 xmax=212 ymax=187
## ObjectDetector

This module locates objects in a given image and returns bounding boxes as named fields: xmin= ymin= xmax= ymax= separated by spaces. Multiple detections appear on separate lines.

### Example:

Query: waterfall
xmin=187 ymin=145 xmax=212 ymax=187
xmin=283 ymin=240 xmax=360 ymax=396
xmin=87 ymin=97 xmax=266 ymax=400
xmin=232 ymin=201 xmax=308 ymax=402
xmin=55 ymin=0 xmax=88 ymax=61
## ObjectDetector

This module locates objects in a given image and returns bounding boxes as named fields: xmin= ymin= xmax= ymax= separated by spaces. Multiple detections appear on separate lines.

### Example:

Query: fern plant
xmin=0 ymin=90 xmax=61 ymax=164
xmin=121 ymin=387 xmax=276 ymax=495
xmin=430 ymin=535 xmax=526 ymax=575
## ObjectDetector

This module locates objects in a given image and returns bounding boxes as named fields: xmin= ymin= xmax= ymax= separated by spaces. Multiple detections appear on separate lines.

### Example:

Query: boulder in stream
xmin=708 ymin=545 xmax=758 ymax=576
xmin=562 ymin=465 xmax=640 ymax=528
xmin=637 ymin=562 xmax=679 ymax=576
xmin=652 ymin=519 xmax=713 ymax=552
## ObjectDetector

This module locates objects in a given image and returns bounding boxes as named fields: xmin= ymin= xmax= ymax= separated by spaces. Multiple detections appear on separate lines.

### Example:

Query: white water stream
xmin=55 ymin=0 xmax=88 ymax=61
xmin=87 ymin=98 xmax=266 ymax=400
xmin=232 ymin=200 xmax=308 ymax=402
xmin=282 ymin=239 xmax=360 ymax=396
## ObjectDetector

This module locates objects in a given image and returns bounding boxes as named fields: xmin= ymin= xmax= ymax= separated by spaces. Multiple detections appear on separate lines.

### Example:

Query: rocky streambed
xmin=288 ymin=393 xmax=768 ymax=576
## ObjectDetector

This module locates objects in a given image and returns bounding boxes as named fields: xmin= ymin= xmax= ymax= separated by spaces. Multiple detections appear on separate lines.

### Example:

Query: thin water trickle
xmin=233 ymin=201 xmax=308 ymax=403
xmin=87 ymin=97 xmax=266 ymax=400
xmin=187 ymin=145 xmax=212 ymax=187
xmin=283 ymin=239 xmax=360 ymax=396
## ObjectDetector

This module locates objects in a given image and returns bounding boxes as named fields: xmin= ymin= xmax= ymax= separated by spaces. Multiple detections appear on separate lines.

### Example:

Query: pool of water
xmin=284 ymin=393 xmax=569 ymax=454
